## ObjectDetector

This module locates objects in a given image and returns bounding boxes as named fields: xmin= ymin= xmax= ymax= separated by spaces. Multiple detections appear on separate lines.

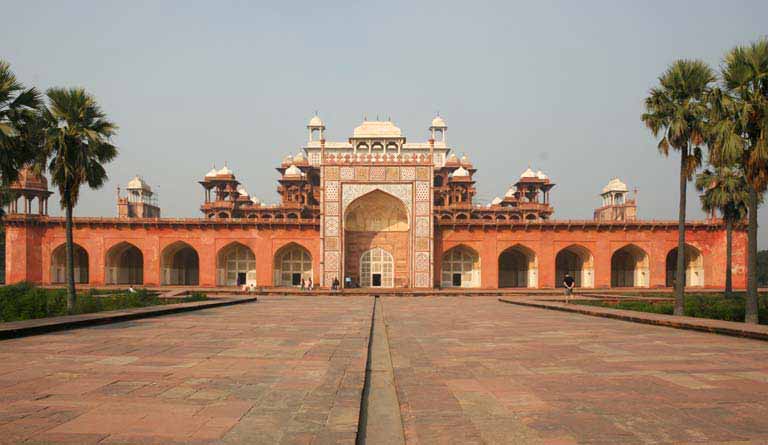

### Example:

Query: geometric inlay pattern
xmin=325 ymin=202 xmax=339 ymax=216
xmin=401 ymin=166 xmax=416 ymax=181
xmin=415 ymin=216 xmax=430 ymax=237
xmin=415 ymin=181 xmax=430 ymax=201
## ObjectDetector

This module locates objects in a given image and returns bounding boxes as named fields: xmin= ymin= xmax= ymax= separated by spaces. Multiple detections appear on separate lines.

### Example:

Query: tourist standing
xmin=562 ymin=273 xmax=575 ymax=304
xmin=300 ymin=278 xmax=306 ymax=291
xmin=307 ymin=277 xmax=313 ymax=291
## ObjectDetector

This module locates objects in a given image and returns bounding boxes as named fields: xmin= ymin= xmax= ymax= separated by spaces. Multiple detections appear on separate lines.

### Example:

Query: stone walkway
xmin=0 ymin=297 xmax=372 ymax=444
xmin=383 ymin=297 xmax=768 ymax=444
xmin=0 ymin=296 xmax=767 ymax=444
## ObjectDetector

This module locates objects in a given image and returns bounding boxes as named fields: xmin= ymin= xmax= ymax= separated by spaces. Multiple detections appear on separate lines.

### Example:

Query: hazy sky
xmin=3 ymin=1 xmax=767 ymax=247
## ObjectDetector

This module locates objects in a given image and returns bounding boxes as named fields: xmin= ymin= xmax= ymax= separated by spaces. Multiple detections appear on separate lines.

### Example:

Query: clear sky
xmin=3 ymin=0 xmax=767 ymax=247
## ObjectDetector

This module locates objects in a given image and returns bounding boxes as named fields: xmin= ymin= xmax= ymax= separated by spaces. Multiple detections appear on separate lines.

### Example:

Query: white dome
xmin=520 ymin=167 xmax=536 ymax=178
xmin=536 ymin=170 xmax=548 ymax=180
xmin=460 ymin=154 xmax=471 ymax=164
xmin=127 ymin=175 xmax=151 ymax=192
xmin=504 ymin=186 xmax=517 ymax=197
xmin=236 ymin=185 xmax=248 ymax=196
xmin=491 ymin=197 xmax=502 ymax=205
xmin=282 ymin=154 xmax=293 ymax=164
xmin=218 ymin=165 xmax=233 ymax=176
xmin=293 ymin=152 xmax=306 ymax=162
xmin=285 ymin=164 xmax=302 ymax=176
xmin=602 ymin=177 xmax=628 ymax=194
xmin=205 ymin=167 xmax=218 ymax=178
xmin=452 ymin=166 xmax=469 ymax=177
xmin=431 ymin=115 xmax=446 ymax=128
xmin=250 ymin=196 xmax=261 ymax=205
xmin=445 ymin=153 xmax=459 ymax=164
xmin=308 ymin=115 xmax=324 ymax=127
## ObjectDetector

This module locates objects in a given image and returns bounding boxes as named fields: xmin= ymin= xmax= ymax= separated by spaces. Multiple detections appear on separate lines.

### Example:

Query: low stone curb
xmin=499 ymin=298 xmax=768 ymax=341
xmin=0 ymin=296 xmax=258 ymax=340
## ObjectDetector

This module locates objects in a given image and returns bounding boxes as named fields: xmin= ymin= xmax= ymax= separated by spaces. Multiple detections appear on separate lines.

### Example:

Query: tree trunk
xmin=725 ymin=217 xmax=733 ymax=298
xmin=745 ymin=185 xmax=759 ymax=324
xmin=674 ymin=149 xmax=687 ymax=316
xmin=64 ymin=187 xmax=76 ymax=312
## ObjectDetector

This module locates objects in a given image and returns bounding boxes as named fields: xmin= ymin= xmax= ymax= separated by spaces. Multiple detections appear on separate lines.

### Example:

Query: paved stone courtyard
xmin=1 ymin=296 xmax=767 ymax=444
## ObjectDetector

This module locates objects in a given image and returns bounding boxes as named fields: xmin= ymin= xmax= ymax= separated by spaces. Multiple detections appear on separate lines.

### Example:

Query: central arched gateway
xmin=555 ymin=245 xmax=594 ymax=288
xmin=161 ymin=242 xmax=199 ymax=286
xmin=344 ymin=190 xmax=409 ymax=287
xmin=360 ymin=247 xmax=394 ymax=288
xmin=498 ymin=245 xmax=537 ymax=288
xmin=105 ymin=242 xmax=143 ymax=285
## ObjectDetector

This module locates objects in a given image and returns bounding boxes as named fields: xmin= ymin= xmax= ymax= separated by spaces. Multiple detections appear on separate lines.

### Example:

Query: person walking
xmin=300 ymin=278 xmax=306 ymax=291
xmin=562 ymin=273 xmax=575 ymax=304
xmin=307 ymin=277 xmax=313 ymax=291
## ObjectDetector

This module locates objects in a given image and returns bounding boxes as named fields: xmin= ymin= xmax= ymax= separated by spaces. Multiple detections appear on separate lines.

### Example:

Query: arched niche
xmin=498 ymin=245 xmax=537 ymax=288
xmin=555 ymin=245 xmax=594 ymax=288
xmin=105 ymin=242 xmax=143 ymax=285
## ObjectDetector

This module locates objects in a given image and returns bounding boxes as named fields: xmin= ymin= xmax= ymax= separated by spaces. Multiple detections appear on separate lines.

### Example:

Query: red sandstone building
xmin=3 ymin=116 xmax=746 ymax=289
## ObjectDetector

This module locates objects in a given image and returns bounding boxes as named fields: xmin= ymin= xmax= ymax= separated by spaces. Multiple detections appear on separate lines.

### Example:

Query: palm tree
xmin=0 ymin=60 xmax=42 ymax=213
xmin=708 ymin=38 xmax=768 ymax=323
xmin=695 ymin=166 xmax=749 ymax=297
xmin=642 ymin=60 xmax=716 ymax=316
xmin=42 ymin=88 xmax=117 ymax=310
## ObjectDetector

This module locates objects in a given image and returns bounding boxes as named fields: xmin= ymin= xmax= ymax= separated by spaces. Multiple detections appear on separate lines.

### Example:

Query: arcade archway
xmin=161 ymin=242 xmax=199 ymax=285
xmin=51 ymin=243 xmax=89 ymax=284
xmin=274 ymin=243 xmax=312 ymax=286
xmin=216 ymin=243 xmax=256 ymax=287
xmin=105 ymin=242 xmax=143 ymax=285
xmin=555 ymin=245 xmax=594 ymax=288
xmin=498 ymin=245 xmax=537 ymax=288
xmin=666 ymin=245 xmax=704 ymax=287
xmin=611 ymin=244 xmax=650 ymax=287
xmin=441 ymin=246 xmax=480 ymax=288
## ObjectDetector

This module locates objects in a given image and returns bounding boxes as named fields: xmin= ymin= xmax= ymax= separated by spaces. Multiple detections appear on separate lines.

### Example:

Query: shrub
xmin=577 ymin=293 xmax=767 ymax=324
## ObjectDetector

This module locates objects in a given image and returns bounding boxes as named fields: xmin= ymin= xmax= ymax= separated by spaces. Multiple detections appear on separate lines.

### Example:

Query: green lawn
xmin=576 ymin=293 xmax=768 ymax=324
xmin=0 ymin=283 xmax=207 ymax=322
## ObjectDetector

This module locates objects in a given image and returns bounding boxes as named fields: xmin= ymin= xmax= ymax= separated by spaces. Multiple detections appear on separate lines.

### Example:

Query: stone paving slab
xmin=0 ymin=296 xmax=373 ymax=444
xmin=0 ymin=296 xmax=258 ymax=339
xmin=500 ymin=297 xmax=768 ymax=341
xmin=382 ymin=297 xmax=768 ymax=444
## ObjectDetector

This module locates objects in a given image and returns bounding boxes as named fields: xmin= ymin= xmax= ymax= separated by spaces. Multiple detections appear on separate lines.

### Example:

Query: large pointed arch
xmin=611 ymin=244 xmax=650 ymax=287
xmin=555 ymin=244 xmax=594 ymax=288
xmin=105 ymin=242 xmax=143 ymax=285
xmin=344 ymin=189 xmax=409 ymax=232
xmin=666 ymin=244 xmax=704 ymax=287
xmin=498 ymin=244 xmax=537 ymax=288
xmin=161 ymin=241 xmax=199 ymax=286
xmin=274 ymin=242 xmax=313 ymax=286
xmin=51 ymin=243 xmax=89 ymax=284
xmin=216 ymin=242 xmax=256 ymax=287
xmin=441 ymin=245 xmax=480 ymax=288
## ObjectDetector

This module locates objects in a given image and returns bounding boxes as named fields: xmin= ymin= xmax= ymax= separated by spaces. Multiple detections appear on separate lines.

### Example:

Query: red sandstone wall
xmin=5 ymin=224 xmax=319 ymax=287
xmin=5 ymin=221 xmax=746 ymax=289
xmin=436 ymin=226 xmax=747 ymax=289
